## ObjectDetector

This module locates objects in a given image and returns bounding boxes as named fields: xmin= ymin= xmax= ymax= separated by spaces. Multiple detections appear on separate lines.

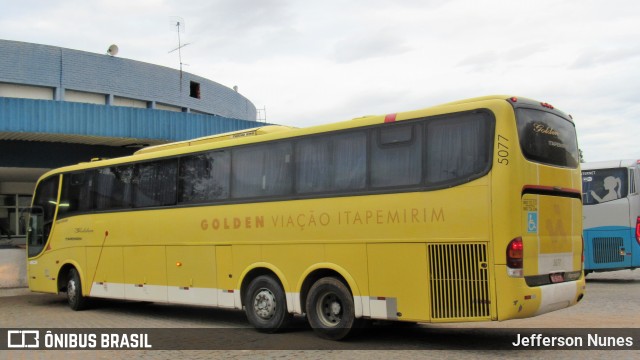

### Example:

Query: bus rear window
xmin=582 ymin=168 xmax=628 ymax=205
xmin=515 ymin=108 xmax=579 ymax=168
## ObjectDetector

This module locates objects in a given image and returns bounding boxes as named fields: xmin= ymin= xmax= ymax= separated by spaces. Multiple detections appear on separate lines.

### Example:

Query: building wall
xmin=65 ymin=89 xmax=106 ymax=105
xmin=0 ymin=39 xmax=257 ymax=121
xmin=0 ymin=83 xmax=53 ymax=100
xmin=0 ymin=249 xmax=27 ymax=288
xmin=0 ymin=40 xmax=267 ymax=283
xmin=0 ymin=98 xmax=260 ymax=145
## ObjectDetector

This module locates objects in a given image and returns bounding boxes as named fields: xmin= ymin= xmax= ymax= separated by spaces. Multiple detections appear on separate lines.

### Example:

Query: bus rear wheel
xmin=305 ymin=277 xmax=358 ymax=340
xmin=67 ymin=268 xmax=88 ymax=311
xmin=244 ymin=275 xmax=291 ymax=333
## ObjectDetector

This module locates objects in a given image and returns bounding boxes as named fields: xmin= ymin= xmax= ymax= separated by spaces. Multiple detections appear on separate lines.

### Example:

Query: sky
xmin=2 ymin=0 xmax=640 ymax=162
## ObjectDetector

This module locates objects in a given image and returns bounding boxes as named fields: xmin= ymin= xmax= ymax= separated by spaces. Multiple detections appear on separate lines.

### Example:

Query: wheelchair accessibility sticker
xmin=527 ymin=211 xmax=538 ymax=234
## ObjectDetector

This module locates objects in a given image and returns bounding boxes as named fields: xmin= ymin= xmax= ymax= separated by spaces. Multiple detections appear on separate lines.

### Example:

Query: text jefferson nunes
xmin=512 ymin=333 xmax=634 ymax=348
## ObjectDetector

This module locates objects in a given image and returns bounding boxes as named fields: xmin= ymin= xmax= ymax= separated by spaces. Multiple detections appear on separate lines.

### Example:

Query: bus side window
xmin=59 ymin=171 xmax=94 ymax=216
xmin=330 ymin=132 xmax=366 ymax=191
xmin=232 ymin=142 xmax=292 ymax=198
xmin=178 ymin=151 xmax=230 ymax=204
xmin=296 ymin=137 xmax=332 ymax=193
xmin=295 ymin=131 xmax=366 ymax=194
xmin=90 ymin=166 xmax=134 ymax=210
xmin=111 ymin=165 xmax=134 ymax=209
xmin=425 ymin=113 xmax=491 ymax=184
xmin=133 ymin=159 xmax=178 ymax=208
xmin=371 ymin=124 xmax=421 ymax=188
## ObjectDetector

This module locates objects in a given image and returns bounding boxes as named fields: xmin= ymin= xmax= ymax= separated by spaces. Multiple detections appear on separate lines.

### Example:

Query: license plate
xmin=550 ymin=273 xmax=564 ymax=283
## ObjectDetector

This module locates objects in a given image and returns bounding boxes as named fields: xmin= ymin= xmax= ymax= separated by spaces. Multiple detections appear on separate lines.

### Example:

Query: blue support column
xmin=54 ymin=87 xmax=64 ymax=101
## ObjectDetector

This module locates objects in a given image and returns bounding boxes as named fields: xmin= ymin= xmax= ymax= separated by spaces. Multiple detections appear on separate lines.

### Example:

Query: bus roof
xmin=134 ymin=125 xmax=296 ymax=155
xmin=582 ymin=159 xmax=640 ymax=170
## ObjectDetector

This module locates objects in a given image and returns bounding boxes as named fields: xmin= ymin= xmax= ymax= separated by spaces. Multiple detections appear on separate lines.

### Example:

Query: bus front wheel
xmin=244 ymin=275 xmax=291 ymax=333
xmin=305 ymin=277 xmax=358 ymax=340
xmin=67 ymin=268 xmax=88 ymax=311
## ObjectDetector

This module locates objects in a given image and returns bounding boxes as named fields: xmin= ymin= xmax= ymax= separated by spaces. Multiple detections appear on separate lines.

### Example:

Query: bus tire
xmin=244 ymin=275 xmax=291 ymax=333
xmin=67 ymin=268 xmax=88 ymax=311
xmin=305 ymin=277 xmax=358 ymax=340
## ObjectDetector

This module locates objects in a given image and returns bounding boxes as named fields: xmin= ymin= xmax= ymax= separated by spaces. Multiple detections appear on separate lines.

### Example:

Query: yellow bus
xmin=26 ymin=95 xmax=585 ymax=340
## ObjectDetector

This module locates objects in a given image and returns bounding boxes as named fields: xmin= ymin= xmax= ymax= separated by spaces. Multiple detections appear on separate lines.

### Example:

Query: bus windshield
xmin=582 ymin=167 xmax=628 ymax=205
xmin=515 ymin=108 xmax=579 ymax=168
xmin=27 ymin=176 xmax=59 ymax=257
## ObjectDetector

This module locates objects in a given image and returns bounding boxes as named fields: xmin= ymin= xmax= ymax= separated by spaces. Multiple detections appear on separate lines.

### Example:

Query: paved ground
xmin=1 ymin=270 xmax=638 ymax=359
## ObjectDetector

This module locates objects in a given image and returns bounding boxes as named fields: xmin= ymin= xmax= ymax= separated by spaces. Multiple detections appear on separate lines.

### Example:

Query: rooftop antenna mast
xmin=169 ymin=17 xmax=190 ymax=92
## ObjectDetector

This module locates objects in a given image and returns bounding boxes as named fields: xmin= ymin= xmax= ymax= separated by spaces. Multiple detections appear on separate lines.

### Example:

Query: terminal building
xmin=0 ymin=39 xmax=265 ymax=250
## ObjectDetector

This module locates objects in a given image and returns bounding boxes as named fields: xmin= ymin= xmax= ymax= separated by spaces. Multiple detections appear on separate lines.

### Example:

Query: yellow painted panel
xmin=26 ymin=252 xmax=58 ymax=293
xmin=86 ymin=246 xmax=123 ymax=284
xmin=261 ymin=244 xmax=323 ymax=292
xmin=521 ymin=194 xmax=582 ymax=275
xmin=216 ymin=246 xmax=234 ymax=290
xmin=231 ymin=245 xmax=261 ymax=281
xmin=123 ymin=246 xmax=166 ymax=285
xmin=166 ymin=246 xmax=216 ymax=288
xmin=367 ymin=243 xmax=429 ymax=321
xmin=324 ymin=244 xmax=368 ymax=296
xmin=494 ymin=265 xmax=542 ymax=320
xmin=537 ymin=196 xmax=575 ymax=254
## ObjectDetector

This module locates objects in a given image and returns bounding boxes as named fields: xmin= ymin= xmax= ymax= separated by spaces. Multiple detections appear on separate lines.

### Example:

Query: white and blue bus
xmin=582 ymin=159 xmax=640 ymax=273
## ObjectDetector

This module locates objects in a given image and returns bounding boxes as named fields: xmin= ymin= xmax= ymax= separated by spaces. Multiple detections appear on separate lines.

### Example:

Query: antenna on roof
xmin=107 ymin=44 xmax=119 ymax=56
xmin=169 ymin=17 xmax=190 ymax=93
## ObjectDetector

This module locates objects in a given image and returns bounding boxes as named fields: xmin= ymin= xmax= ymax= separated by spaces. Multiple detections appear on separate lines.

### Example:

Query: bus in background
xmin=582 ymin=159 xmax=640 ymax=273
xmin=26 ymin=95 xmax=585 ymax=340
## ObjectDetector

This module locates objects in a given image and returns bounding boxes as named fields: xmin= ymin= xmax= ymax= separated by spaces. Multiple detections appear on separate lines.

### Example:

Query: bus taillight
xmin=635 ymin=217 xmax=640 ymax=246
xmin=507 ymin=237 xmax=523 ymax=277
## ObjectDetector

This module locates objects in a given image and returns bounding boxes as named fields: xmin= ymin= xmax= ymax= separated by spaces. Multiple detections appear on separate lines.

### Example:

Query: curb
xmin=0 ymin=287 xmax=31 ymax=297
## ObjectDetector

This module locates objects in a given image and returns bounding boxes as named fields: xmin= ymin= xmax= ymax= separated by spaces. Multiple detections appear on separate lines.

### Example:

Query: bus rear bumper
xmin=533 ymin=280 xmax=584 ymax=316
xmin=495 ymin=265 xmax=586 ymax=320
